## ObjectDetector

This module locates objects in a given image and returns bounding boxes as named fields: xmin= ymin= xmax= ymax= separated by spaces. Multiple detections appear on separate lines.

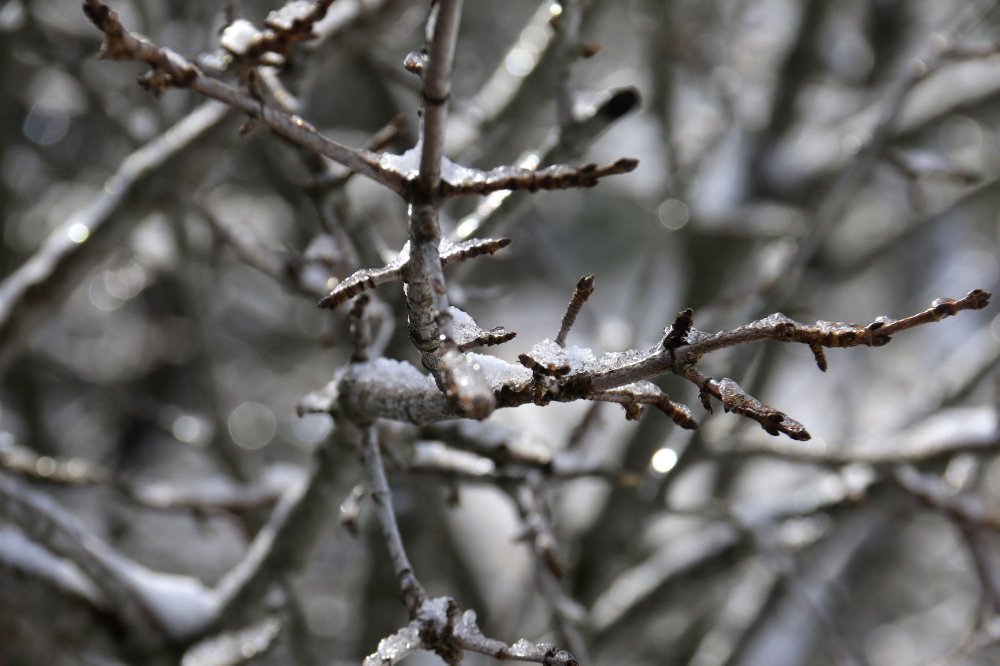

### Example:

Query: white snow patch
xmin=0 ymin=527 xmax=101 ymax=603
xmin=466 ymin=352 xmax=531 ymax=388
xmin=118 ymin=561 xmax=220 ymax=640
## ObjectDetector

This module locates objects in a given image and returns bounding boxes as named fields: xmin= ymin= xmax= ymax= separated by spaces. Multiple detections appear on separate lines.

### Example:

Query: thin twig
xmin=360 ymin=424 xmax=425 ymax=613
xmin=82 ymin=1 xmax=406 ymax=194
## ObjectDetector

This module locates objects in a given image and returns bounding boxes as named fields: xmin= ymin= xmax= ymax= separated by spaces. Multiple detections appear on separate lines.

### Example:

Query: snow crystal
xmin=508 ymin=638 xmax=535 ymax=658
xmin=447 ymin=306 xmax=482 ymax=343
xmin=265 ymin=1 xmax=315 ymax=31
xmin=527 ymin=339 xmax=597 ymax=373
xmin=755 ymin=312 xmax=793 ymax=329
xmin=419 ymin=595 xmax=452 ymax=623
xmin=363 ymin=622 xmax=421 ymax=666
xmin=380 ymin=146 xmax=422 ymax=179
xmin=466 ymin=352 xmax=531 ymax=388
xmin=358 ymin=358 xmax=437 ymax=393
xmin=441 ymin=156 xmax=489 ymax=186
xmin=379 ymin=141 xmax=492 ymax=186
xmin=220 ymin=20 xmax=261 ymax=56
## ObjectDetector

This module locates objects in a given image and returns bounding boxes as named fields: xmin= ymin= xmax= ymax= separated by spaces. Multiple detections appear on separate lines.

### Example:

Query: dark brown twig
xmin=555 ymin=275 xmax=595 ymax=347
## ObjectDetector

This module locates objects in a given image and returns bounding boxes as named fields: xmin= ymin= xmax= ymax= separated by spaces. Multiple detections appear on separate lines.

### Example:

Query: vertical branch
xmin=406 ymin=0 xmax=494 ymax=418
xmin=361 ymin=424 xmax=426 ymax=614
xmin=555 ymin=274 xmax=595 ymax=347
xmin=419 ymin=0 xmax=464 ymax=188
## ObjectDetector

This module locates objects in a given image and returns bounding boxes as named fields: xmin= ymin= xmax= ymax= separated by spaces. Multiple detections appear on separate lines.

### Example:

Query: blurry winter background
xmin=1 ymin=0 xmax=999 ymax=664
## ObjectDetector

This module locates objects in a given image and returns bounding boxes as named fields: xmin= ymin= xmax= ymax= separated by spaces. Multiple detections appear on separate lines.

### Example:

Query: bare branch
xmin=673 ymin=289 xmax=992 ymax=368
xmin=418 ymin=0 xmax=463 ymax=191
xmin=360 ymin=425 xmax=425 ymax=613
xmin=555 ymin=274 xmax=595 ymax=347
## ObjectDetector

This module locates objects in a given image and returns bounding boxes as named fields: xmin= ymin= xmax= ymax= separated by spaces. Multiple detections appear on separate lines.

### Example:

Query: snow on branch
xmin=318 ymin=237 xmax=511 ymax=309
xmin=211 ymin=0 xmax=336 ymax=68
xmin=364 ymin=597 xmax=579 ymax=666
xmin=436 ymin=157 xmax=638 ymax=197
xmin=307 ymin=289 xmax=991 ymax=440
xmin=671 ymin=289 xmax=993 ymax=369
xmin=0 ymin=471 xmax=217 ymax=647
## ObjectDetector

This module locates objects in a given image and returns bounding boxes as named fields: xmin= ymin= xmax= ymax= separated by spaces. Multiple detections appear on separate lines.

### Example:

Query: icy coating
xmin=362 ymin=622 xmax=421 ymax=666
xmin=528 ymin=339 xmax=596 ymax=372
xmin=378 ymin=143 xmax=510 ymax=187
xmin=414 ymin=442 xmax=496 ymax=476
xmin=182 ymin=617 xmax=281 ymax=666
xmin=466 ymin=352 xmax=532 ymax=388
xmin=447 ymin=305 xmax=485 ymax=345
xmin=360 ymin=358 xmax=438 ymax=393
xmin=265 ymin=1 xmax=315 ymax=31
xmin=120 ymin=563 xmax=219 ymax=639
xmin=527 ymin=339 xmax=650 ymax=376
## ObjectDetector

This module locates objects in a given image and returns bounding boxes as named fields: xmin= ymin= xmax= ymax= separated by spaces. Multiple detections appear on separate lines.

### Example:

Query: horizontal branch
xmin=304 ymin=291 xmax=991 ymax=440
xmin=318 ymin=237 xmax=510 ymax=309
xmin=674 ymin=290 xmax=993 ymax=369
xmin=438 ymin=157 xmax=638 ymax=197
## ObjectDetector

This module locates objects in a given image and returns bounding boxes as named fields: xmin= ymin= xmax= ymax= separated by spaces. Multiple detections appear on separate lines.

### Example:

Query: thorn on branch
xmin=662 ymin=308 xmax=694 ymax=350
xmin=349 ymin=294 xmax=373 ymax=363
xmin=810 ymin=342 xmax=827 ymax=372
xmin=598 ymin=87 xmax=642 ymax=121
xmin=555 ymin=274 xmax=594 ymax=347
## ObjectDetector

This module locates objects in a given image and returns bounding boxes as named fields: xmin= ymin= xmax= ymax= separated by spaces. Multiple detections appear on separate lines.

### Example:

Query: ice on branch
xmin=715 ymin=376 xmax=810 ymax=441
xmin=318 ymin=237 xmax=510 ymax=309
xmin=377 ymin=144 xmax=637 ymax=198
xmin=448 ymin=306 xmax=517 ymax=352
xmin=593 ymin=381 xmax=698 ymax=428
